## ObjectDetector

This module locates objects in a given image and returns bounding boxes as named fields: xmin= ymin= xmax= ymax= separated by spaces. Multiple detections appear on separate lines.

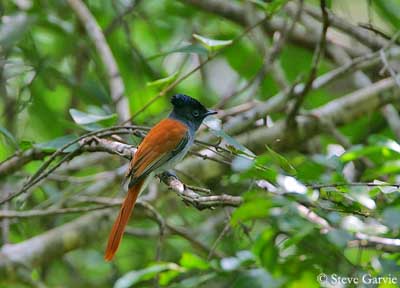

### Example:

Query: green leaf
xmin=231 ymin=193 xmax=271 ymax=225
xmin=348 ymin=187 xmax=376 ymax=210
xmin=114 ymin=263 xmax=182 ymax=288
xmin=169 ymin=273 xmax=216 ymax=288
xmin=232 ymin=269 xmax=281 ymax=288
xmin=253 ymin=229 xmax=278 ymax=272
xmin=231 ymin=155 xmax=254 ymax=172
xmin=220 ymin=250 xmax=255 ymax=271
xmin=277 ymin=175 xmax=307 ymax=194
xmin=193 ymin=34 xmax=233 ymax=52
xmin=249 ymin=0 xmax=290 ymax=15
xmin=326 ymin=229 xmax=353 ymax=249
xmin=364 ymin=160 xmax=400 ymax=179
xmin=146 ymin=71 xmax=179 ymax=88
xmin=0 ymin=125 xmax=18 ymax=148
xmin=265 ymin=0 xmax=290 ymax=15
xmin=344 ymin=248 xmax=380 ymax=266
xmin=158 ymin=270 xmax=181 ymax=286
xmin=266 ymin=146 xmax=296 ymax=175
xmin=69 ymin=108 xmax=117 ymax=131
xmin=34 ymin=134 xmax=78 ymax=152
xmin=0 ymin=13 xmax=34 ymax=50
xmin=180 ymin=252 xmax=210 ymax=270
xmin=249 ymin=0 xmax=269 ymax=10
xmin=340 ymin=137 xmax=400 ymax=162
xmin=19 ymin=140 xmax=34 ymax=151
xmin=173 ymin=44 xmax=209 ymax=56
xmin=147 ymin=44 xmax=209 ymax=60
xmin=371 ymin=180 xmax=399 ymax=194
xmin=373 ymin=0 xmax=400 ymax=29
xmin=204 ymin=117 xmax=255 ymax=157
xmin=382 ymin=207 xmax=400 ymax=229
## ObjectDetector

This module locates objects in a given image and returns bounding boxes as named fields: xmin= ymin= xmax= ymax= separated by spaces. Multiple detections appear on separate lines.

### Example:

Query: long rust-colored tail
xmin=104 ymin=179 xmax=145 ymax=261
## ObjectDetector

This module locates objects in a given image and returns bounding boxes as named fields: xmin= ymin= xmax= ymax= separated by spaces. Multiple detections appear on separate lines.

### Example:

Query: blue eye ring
xmin=192 ymin=110 xmax=200 ymax=118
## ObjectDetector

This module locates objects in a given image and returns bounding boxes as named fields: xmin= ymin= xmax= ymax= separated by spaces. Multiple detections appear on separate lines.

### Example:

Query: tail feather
xmin=104 ymin=179 xmax=144 ymax=261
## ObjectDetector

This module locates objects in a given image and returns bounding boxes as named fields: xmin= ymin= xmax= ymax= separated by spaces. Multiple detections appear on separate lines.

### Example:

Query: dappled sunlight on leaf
xmin=69 ymin=108 xmax=117 ymax=131
xmin=115 ymin=263 xmax=183 ymax=288
xmin=193 ymin=34 xmax=233 ymax=52
xmin=341 ymin=216 xmax=388 ymax=235
xmin=277 ymin=175 xmax=307 ymax=194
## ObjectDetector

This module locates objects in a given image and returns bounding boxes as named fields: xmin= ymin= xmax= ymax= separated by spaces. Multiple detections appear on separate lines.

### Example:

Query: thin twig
xmin=207 ymin=220 xmax=230 ymax=260
xmin=124 ymin=16 xmax=271 ymax=123
xmin=380 ymin=49 xmax=400 ymax=88
xmin=217 ymin=0 xmax=303 ymax=108
xmin=0 ymin=205 xmax=113 ymax=219
xmin=286 ymin=0 xmax=329 ymax=126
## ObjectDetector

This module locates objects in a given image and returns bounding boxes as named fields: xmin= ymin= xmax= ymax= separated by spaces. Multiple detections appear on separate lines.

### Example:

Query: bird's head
xmin=170 ymin=94 xmax=217 ymax=130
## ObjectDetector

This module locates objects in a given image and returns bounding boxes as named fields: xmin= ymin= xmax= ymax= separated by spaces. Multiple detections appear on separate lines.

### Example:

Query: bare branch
xmin=0 ymin=211 xmax=112 ymax=277
xmin=303 ymin=3 xmax=388 ymax=50
xmin=216 ymin=0 xmax=303 ymax=108
xmin=286 ymin=0 xmax=329 ymax=126
xmin=0 ymin=205 xmax=113 ymax=219
xmin=180 ymin=0 xmax=365 ymax=58
xmin=67 ymin=0 xmax=130 ymax=121
xmin=238 ymin=77 xmax=399 ymax=154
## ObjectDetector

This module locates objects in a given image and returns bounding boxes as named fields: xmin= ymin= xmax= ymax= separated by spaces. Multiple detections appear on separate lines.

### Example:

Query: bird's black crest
xmin=171 ymin=94 xmax=203 ymax=108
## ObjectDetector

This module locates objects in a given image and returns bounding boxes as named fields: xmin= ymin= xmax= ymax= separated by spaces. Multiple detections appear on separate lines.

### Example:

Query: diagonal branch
xmin=67 ymin=0 xmax=130 ymax=121
xmin=286 ymin=0 xmax=329 ymax=126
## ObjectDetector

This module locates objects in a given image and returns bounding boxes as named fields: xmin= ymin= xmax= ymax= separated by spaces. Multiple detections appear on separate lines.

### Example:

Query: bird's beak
xmin=205 ymin=109 xmax=218 ymax=117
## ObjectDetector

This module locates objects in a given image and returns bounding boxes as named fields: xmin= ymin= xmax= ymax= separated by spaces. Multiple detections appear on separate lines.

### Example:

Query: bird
xmin=104 ymin=94 xmax=217 ymax=261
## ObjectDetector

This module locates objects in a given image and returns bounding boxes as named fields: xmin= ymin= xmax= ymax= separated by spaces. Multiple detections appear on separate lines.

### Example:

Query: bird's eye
xmin=192 ymin=110 xmax=200 ymax=118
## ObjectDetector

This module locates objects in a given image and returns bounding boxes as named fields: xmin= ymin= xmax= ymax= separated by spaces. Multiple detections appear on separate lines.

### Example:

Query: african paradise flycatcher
xmin=104 ymin=94 xmax=217 ymax=261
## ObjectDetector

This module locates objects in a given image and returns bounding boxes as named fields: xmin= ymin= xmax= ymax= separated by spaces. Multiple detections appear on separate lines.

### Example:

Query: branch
xmin=67 ymin=0 xmax=130 ymax=121
xmin=0 ymin=211 xmax=112 ymax=277
xmin=78 ymin=140 xmax=243 ymax=209
xmin=0 ymin=149 xmax=50 ymax=178
xmin=0 ymin=127 xmax=143 ymax=204
xmin=216 ymin=0 xmax=303 ymax=108
xmin=0 ymin=126 xmax=144 ymax=179
xmin=238 ymin=77 xmax=398 ymax=154
xmin=161 ymin=173 xmax=243 ymax=209
xmin=0 ymin=205 xmax=113 ymax=219
xmin=180 ymin=0 xmax=364 ymax=58
xmin=200 ymin=47 xmax=400 ymax=145
xmin=303 ymin=3 xmax=388 ymax=50
xmin=382 ymin=104 xmax=400 ymax=141
xmin=1 ymin=134 xmax=242 ymax=210
xmin=257 ymin=181 xmax=400 ymax=252
xmin=286 ymin=0 xmax=329 ymax=125
xmin=125 ymin=15 xmax=270 ymax=122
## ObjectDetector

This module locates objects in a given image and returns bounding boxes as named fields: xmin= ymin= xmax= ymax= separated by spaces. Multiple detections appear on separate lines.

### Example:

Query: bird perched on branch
xmin=104 ymin=94 xmax=217 ymax=261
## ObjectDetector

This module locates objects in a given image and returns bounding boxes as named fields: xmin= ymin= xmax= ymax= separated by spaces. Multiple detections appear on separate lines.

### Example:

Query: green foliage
xmin=115 ymin=263 xmax=183 ymax=288
xmin=179 ymin=252 xmax=210 ymax=270
xmin=69 ymin=108 xmax=118 ymax=131
xmin=0 ymin=125 xmax=18 ymax=149
xmin=147 ymin=71 xmax=179 ymax=88
xmin=193 ymin=34 xmax=233 ymax=53
xmin=231 ymin=191 xmax=271 ymax=225
xmin=373 ymin=0 xmax=400 ymax=29
xmin=34 ymin=134 xmax=78 ymax=152
xmin=0 ymin=13 xmax=34 ymax=50
xmin=250 ymin=0 xmax=290 ymax=16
